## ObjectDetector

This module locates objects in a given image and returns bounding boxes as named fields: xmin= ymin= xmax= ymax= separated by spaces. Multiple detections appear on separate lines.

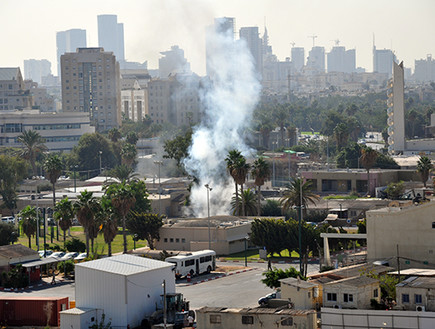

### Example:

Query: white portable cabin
xmin=63 ymin=254 xmax=175 ymax=328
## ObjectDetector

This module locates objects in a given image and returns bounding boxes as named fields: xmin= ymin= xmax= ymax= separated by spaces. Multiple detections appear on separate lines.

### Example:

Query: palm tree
xmin=360 ymin=147 xmax=378 ymax=195
xmin=109 ymin=164 xmax=138 ymax=183
xmin=121 ymin=143 xmax=137 ymax=168
xmin=96 ymin=196 xmax=119 ymax=257
xmin=232 ymin=156 xmax=250 ymax=216
xmin=333 ymin=123 xmax=349 ymax=150
xmin=417 ymin=156 xmax=433 ymax=188
xmin=54 ymin=197 xmax=74 ymax=245
xmin=108 ymin=128 xmax=121 ymax=143
xmin=73 ymin=190 xmax=98 ymax=257
xmin=17 ymin=130 xmax=47 ymax=176
xmin=231 ymin=188 xmax=257 ymax=216
xmin=18 ymin=205 xmax=37 ymax=248
xmin=280 ymin=178 xmax=319 ymax=216
xmin=44 ymin=154 xmax=63 ymax=208
xmin=251 ymin=157 xmax=271 ymax=216
xmin=104 ymin=182 xmax=136 ymax=253
xmin=225 ymin=149 xmax=242 ymax=215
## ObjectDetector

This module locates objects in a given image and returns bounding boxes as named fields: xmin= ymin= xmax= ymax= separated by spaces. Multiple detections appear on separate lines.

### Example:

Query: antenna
xmin=308 ymin=35 xmax=317 ymax=47
xmin=331 ymin=39 xmax=340 ymax=46
xmin=290 ymin=42 xmax=296 ymax=48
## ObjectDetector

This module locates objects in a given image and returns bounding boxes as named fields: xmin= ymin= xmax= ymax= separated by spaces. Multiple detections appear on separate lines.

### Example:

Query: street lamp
xmin=298 ymin=174 xmax=304 ymax=274
xmin=154 ymin=161 xmax=163 ymax=215
xmin=99 ymin=151 xmax=102 ymax=175
xmin=244 ymin=236 xmax=249 ymax=267
xmin=162 ymin=280 xmax=167 ymax=329
xmin=72 ymin=165 xmax=78 ymax=193
xmin=205 ymin=184 xmax=212 ymax=250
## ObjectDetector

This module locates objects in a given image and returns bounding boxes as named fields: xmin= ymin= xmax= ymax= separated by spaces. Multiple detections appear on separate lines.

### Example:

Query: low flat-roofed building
xmin=396 ymin=276 xmax=435 ymax=311
xmin=196 ymin=306 xmax=317 ymax=329
xmin=155 ymin=216 xmax=251 ymax=255
xmin=322 ymin=275 xmax=381 ymax=309
xmin=280 ymin=277 xmax=320 ymax=310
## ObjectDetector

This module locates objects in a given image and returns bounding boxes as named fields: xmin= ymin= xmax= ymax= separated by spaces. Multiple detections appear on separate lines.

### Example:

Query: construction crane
xmin=308 ymin=35 xmax=317 ymax=47
xmin=331 ymin=39 xmax=340 ymax=46
xmin=290 ymin=42 xmax=296 ymax=48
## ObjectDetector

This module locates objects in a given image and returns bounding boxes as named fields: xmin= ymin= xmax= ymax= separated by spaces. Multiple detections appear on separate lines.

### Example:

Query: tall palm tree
xmin=251 ymin=157 xmax=271 ymax=216
xmin=108 ymin=128 xmax=121 ymax=143
xmin=109 ymin=164 xmax=138 ymax=183
xmin=225 ymin=149 xmax=242 ymax=215
xmin=44 ymin=154 xmax=63 ymax=208
xmin=417 ymin=156 xmax=433 ymax=188
xmin=96 ymin=196 xmax=119 ymax=257
xmin=73 ymin=190 xmax=98 ymax=257
xmin=121 ymin=143 xmax=137 ymax=168
xmin=104 ymin=182 xmax=136 ymax=253
xmin=18 ymin=205 xmax=37 ymax=248
xmin=333 ymin=123 xmax=349 ymax=151
xmin=231 ymin=188 xmax=257 ymax=216
xmin=232 ymin=156 xmax=250 ymax=216
xmin=280 ymin=178 xmax=319 ymax=216
xmin=54 ymin=197 xmax=74 ymax=245
xmin=360 ymin=147 xmax=378 ymax=195
xmin=17 ymin=130 xmax=47 ymax=176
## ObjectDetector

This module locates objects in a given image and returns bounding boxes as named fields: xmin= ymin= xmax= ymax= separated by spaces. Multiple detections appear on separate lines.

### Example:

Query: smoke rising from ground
xmin=183 ymin=25 xmax=261 ymax=217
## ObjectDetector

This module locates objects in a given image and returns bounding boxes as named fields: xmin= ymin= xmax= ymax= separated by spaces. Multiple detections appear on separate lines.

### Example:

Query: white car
xmin=1 ymin=216 xmax=15 ymax=225
xmin=74 ymin=253 xmax=88 ymax=262
xmin=38 ymin=250 xmax=53 ymax=258
xmin=60 ymin=252 xmax=79 ymax=261
xmin=49 ymin=251 xmax=66 ymax=259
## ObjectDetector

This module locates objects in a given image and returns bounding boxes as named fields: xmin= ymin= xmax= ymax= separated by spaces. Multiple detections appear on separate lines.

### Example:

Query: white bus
xmin=166 ymin=250 xmax=216 ymax=279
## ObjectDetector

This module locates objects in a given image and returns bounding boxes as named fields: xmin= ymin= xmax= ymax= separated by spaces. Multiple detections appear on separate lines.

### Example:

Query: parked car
xmin=1 ymin=216 xmax=15 ymax=224
xmin=258 ymin=291 xmax=281 ymax=305
xmin=74 ymin=253 xmax=88 ymax=262
xmin=49 ymin=251 xmax=65 ymax=259
xmin=38 ymin=250 xmax=53 ymax=258
xmin=47 ymin=218 xmax=56 ymax=226
xmin=60 ymin=252 xmax=79 ymax=261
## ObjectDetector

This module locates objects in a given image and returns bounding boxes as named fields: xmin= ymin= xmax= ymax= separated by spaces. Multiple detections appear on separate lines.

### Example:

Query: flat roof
xmin=389 ymin=268 xmax=435 ymax=277
xmin=324 ymin=275 xmax=379 ymax=287
xmin=309 ymin=263 xmax=394 ymax=280
xmin=76 ymin=254 xmax=173 ymax=276
xmin=196 ymin=306 xmax=315 ymax=316
xmin=396 ymin=276 xmax=435 ymax=289
xmin=280 ymin=277 xmax=317 ymax=289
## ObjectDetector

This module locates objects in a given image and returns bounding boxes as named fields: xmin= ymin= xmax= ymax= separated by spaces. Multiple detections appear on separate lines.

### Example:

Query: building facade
xmin=413 ymin=55 xmax=435 ymax=82
xmin=158 ymin=45 xmax=191 ymax=78
xmin=291 ymin=47 xmax=305 ymax=72
xmin=239 ymin=26 xmax=263 ymax=78
xmin=23 ymin=59 xmax=51 ymax=85
xmin=61 ymin=48 xmax=121 ymax=132
xmin=56 ymin=29 xmax=87 ymax=76
xmin=121 ymin=82 xmax=147 ymax=122
xmin=373 ymin=47 xmax=396 ymax=77
xmin=327 ymin=46 xmax=356 ymax=73
xmin=307 ymin=47 xmax=325 ymax=73
xmin=0 ymin=68 xmax=33 ymax=110
xmin=97 ymin=14 xmax=125 ymax=62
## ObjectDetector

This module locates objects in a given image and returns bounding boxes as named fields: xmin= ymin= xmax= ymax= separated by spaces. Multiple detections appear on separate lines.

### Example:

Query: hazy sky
xmin=1 ymin=0 xmax=434 ymax=76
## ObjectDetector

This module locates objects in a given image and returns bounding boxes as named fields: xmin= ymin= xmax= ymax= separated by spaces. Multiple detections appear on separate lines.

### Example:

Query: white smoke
xmin=183 ymin=23 xmax=261 ymax=217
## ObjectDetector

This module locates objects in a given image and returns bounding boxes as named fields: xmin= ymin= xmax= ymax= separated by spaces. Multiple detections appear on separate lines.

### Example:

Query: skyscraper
xmin=23 ymin=59 xmax=52 ymax=84
xmin=61 ymin=48 xmax=121 ymax=132
xmin=158 ymin=45 xmax=191 ymax=78
xmin=291 ymin=47 xmax=305 ymax=72
xmin=387 ymin=61 xmax=405 ymax=154
xmin=56 ymin=29 xmax=87 ymax=76
xmin=373 ymin=46 xmax=396 ymax=77
xmin=327 ymin=46 xmax=356 ymax=73
xmin=97 ymin=15 xmax=125 ymax=62
xmin=239 ymin=26 xmax=263 ymax=78
xmin=307 ymin=46 xmax=325 ymax=73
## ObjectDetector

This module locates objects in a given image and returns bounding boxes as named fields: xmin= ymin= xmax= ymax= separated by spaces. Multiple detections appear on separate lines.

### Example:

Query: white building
xmin=121 ymin=81 xmax=148 ymax=122
xmin=61 ymin=254 xmax=175 ymax=329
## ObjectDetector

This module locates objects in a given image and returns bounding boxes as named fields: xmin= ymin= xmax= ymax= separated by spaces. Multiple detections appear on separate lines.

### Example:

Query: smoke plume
xmin=183 ymin=22 xmax=261 ymax=217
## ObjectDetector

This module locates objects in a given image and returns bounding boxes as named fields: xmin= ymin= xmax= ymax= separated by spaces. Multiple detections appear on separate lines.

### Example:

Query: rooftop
xmin=167 ymin=216 xmax=251 ymax=228
xmin=389 ymin=268 xmax=435 ymax=277
xmin=196 ymin=306 xmax=316 ymax=316
xmin=75 ymin=254 xmax=173 ymax=276
xmin=280 ymin=277 xmax=318 ymax=289
xmin=0 ymin=67 xmax=19 ymax=81
xmin=309 ymin=263 xmax=394 ymax=280
xmin=396 ymin=276 xmax=435 ymax=289
xmin=0 ymin=244 xmax=39 ymax=259
xmin=324 ymin=275 xmax=379 ymax=288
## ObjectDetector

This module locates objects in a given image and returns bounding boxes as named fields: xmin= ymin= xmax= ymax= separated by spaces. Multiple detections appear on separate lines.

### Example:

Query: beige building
xmin=396 ymin=276 xmax=435 ymax=311
xmin=61 ymin=48 xmax=121 ymax=132
xmin=0 ymin=67 xmax=33 ymax=110
xmin=367 ymin=200 xmax=435 ymax=268
xmin=196 ymin=306 xmax=317 ymax=329
xmin=280 ymin=277 xmax=320 ymax=310
xmin=322 ymin=276 xmax=380 ymax=309
xmin=0 ymin=244 xmax=39 ymax=272
xmin=155 ymin=216 xmax=251 ymax=255
xmin=0 ymin=109 xmax=94 ymax=152
xmin=120 ymin=81 xmax=148 ymax=122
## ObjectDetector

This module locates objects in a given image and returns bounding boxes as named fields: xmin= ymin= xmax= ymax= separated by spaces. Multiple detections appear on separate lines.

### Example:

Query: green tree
xmin=109 ymin=164 xmax=137 ymax=183
xmin=163 ymin=128 xmax=193 ymax=170
xmin=44 ymin=154 xmax=63 ymax=208
xmin=231 ymin=154 xmax=250 ymax=216
xmin=230 ymin=188 xmax=257 ymax=216
xmin=360 ymin=147 xmax=378 ymax=195
xmin=126 ymin=213 xmax=163 ymax=249
xmin=261 ymin=200 xmax=282 ymax=217
xmin=54 ymin=197 xmax=74 ymax=244
xmin=104 ymin=182 xmax=136 ymax=253
xmin=280 ymin=178 xmax=319 ymax=216
xmin=65 ymin=237 xmax=86 ymax=252
xmin=250 ymin=218 xmax=288 ymax=256
xmin=261 ymin=267 xmax=305 ymax=289
xmin=385 ymin=181 xmax=405 ymax=200
xmin=0 ymin=223 xmax=18 ymax=246
xmin=417 ymin=156 xmax=433 ymax=187
xmin=0 ymin=155 xmax=28 ymax=213
xmin=251 ymin=157 xmax=271 ymax=216
xmin=17 ymin=130 xmax=47 ymax=176
xmin=108 ymin=128 xmax=121 ymax=143
xmin=225 ymin=149 xmax=243 ymax=215
xmin=74 ymin=190 xmax=99 ymax=257
xmin=125 ymin=131 xmax=139 ymax=145
xmin=129 ymin=179 xmax=152 ymax=214
xmin=18 ymin=205 xmax=37 ymax=248
xmin=121 ymin=143 xmax=137 ymax=168
xmin=96 ymin=196 xmax=119 ymax=257
xmin=333 ymin=122 xmax=350 ymax=151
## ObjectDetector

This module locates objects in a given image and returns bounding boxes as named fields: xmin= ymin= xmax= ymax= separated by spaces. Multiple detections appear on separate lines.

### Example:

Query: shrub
xmin=65 ymin=238 xmax=86 ymax=252
xmin=57 ymin=260 xmax=75 ymax=275
xmin=261 ymin=200 xmax=282 ymax=217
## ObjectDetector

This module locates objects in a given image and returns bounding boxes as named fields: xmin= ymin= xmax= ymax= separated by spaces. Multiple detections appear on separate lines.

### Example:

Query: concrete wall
xmin=323 ymin=282 xmax=380 ymax=309
xmin=281 ymin=284 xmax=318 ymax=309
xmin=321 ymin=307 xmax=435 ymax=329
xmin=396 ymin=286 xmax=435 ymax=311
xmin=367 ymin=201 xmax=435 ymax=268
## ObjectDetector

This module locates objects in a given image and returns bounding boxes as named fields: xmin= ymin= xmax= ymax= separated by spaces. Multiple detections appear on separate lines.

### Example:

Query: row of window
xmin=402 ymin=293 xmax=423 ymax=304
xmin=327 ymin=289 xmax=378 ymax=303
xmin=33 ymin=124 xmax=81 ymax=130
xmin=0 ymin=98 xmax=9 ymax=104
xmin=209 ymin=315 xmax=292 ymax=326
xmin=163 ymin=237 xmax=186 ymax=243
xmin=0 ymin=84 xmax=14 ymax=90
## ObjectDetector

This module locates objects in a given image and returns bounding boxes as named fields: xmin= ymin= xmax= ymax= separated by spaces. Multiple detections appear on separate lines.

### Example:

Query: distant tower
xmin=97 ymin=15 xmax=125 ymax=62
xmin=158 ymin=45 xmax=191 ymax=78
xmin=56 ymin=29 xmax=87 ymax=76
xmin=307 ymin=46 xmax=325 ymax=73
xmin=387 ymin=61 xmax=405 ymax=154
xmin=23 ymin=59 xmax=51 ymax=84
xmin=291 ymin=47 xmax=305 ymax=72
xmin=239 ymin=26 xmax=263 ymax=78
xmin=373 ymin=43 xmax=396 ymax=77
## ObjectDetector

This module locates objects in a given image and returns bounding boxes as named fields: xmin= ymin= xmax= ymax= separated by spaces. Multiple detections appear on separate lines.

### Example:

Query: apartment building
xmin=0 ymin=68 xmax=33 ymax=110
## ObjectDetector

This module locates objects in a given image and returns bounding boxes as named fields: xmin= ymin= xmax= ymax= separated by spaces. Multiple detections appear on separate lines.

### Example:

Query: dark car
xmin=258 ymin=292 xmax=281 ymax=305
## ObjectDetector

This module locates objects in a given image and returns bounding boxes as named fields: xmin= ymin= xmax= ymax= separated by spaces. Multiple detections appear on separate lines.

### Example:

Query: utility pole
xmin=397 ymin=244 xmax=401 ymax=278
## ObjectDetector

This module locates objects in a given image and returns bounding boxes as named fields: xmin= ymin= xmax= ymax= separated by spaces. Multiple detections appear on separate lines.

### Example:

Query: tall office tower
xmin=262 ymin=27 xmax=273 ymax=60
xmin=0 ymin=67 xmax=33 ymax=110
xmin=414 ymin=55 xmax=435 ymax=82
xmin=56 ymin=29 xmax=87 ymax=76
xmin=291 ymin=47 xmax=305 ymax=72
xmin=306 ymin=46 xmax=325 ymax=73
xmin=61 ymin=48 xmax=121 ymax=132
xmin=239 ymin=27 xmax=263 ymax=78
xmin=158 ymin=45 xmax=191 ymax=78
xmin=205 ymin=17 xmax=235 ymax=78
xmin=373 ymin=46 xmax=396 ymax=77
xmin=387 ymin=61 xmax=405 ymax=154
xmin=97 ymin=15 xmax=125 ymax=62
xmin=327 ymin=46 xmax=356 ymax=73
xmin=23 ymin=59 xmax=52 ymax=84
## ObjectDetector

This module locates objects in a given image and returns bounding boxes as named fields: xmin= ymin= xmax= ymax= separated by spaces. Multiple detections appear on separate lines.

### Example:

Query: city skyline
xmin=1 ymin=0 xmax=434 ymax=76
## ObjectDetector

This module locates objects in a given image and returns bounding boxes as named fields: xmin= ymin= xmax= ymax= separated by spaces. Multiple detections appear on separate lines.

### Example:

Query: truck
xmin=141 ymin=293 xmax=194 ymax=329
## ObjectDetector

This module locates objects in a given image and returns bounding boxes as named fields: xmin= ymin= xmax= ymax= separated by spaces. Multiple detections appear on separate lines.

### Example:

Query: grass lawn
xmin=16 ymin=225 xmax=147 ymax=255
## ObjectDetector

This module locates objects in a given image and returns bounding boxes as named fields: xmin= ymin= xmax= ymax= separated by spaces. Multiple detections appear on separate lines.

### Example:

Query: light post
xmin=205 ymin=184 xmax=212 ymax=250
xmin=99 ymin=151 xmax=102 ymax=175
xmin=154 ymin=161 xmax=163 ymax=215
xmin=244 ymin=236 xmax=249 ymax=267
xmin=298 ymin=174 xmax=304 ymax=274
xmin=162 ymin=280 xmax=167 ymax=329
xmin=133 ymin=234 xmax=138 ymax=250
xmin=72 ymin=165 xmax=78 ymax=193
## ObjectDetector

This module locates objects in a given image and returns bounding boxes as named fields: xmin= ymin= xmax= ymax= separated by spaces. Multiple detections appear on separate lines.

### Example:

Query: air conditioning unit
xmin=416 ymin=305 xmax=425 ymax=312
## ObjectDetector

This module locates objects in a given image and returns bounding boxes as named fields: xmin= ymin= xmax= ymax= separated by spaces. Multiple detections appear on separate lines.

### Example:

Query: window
xmin=170 ymin=238 xmax=173 ymax=243
xmin=415 ymin=294 xmax=422 ymax=304
xmin=402 ymin=294 xmax=410 ymax=303
xmin=374 ymin=289 xmax=379 ymax=298
xmin=164 ymin=238 xmax=167 ymax=242
xmin=344 ymin=294 xmax=353 ymax=303
xmin=242 ymin=316 xmax=254 ymax=325
xmin=185 ymin=259 xmax=194 ymax=266
xmin=281 ymin=317 xmax=293 ymax=326
xmin=176 ymin=238 xmax=179 ymax=243
xmin=432 ymin=222 xmax=435 ymax=229
xmin=182 ymin=238 xmax=186 ymax=243
xmin=209 ymin=315 xmax=221 ymax=324
xmin=327 ymin=293 xmax=337 ymax=302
